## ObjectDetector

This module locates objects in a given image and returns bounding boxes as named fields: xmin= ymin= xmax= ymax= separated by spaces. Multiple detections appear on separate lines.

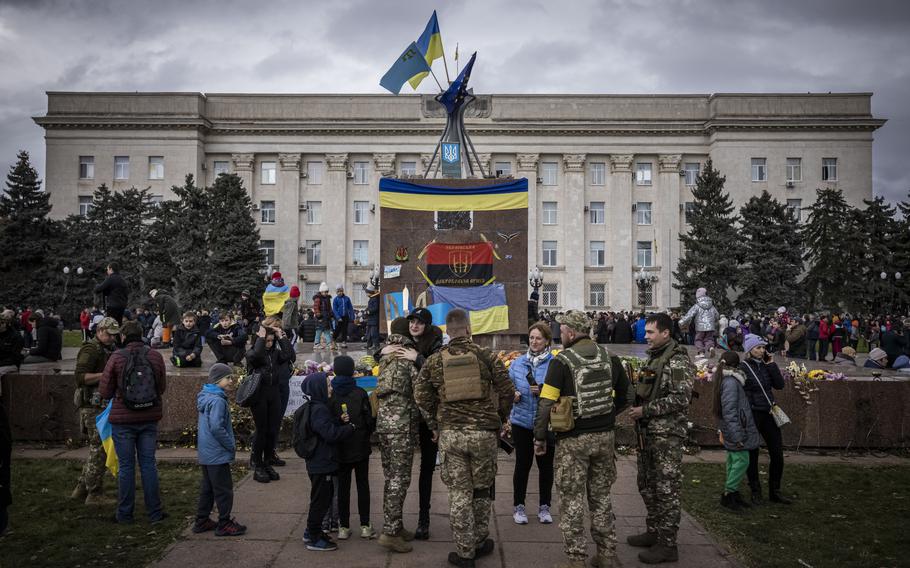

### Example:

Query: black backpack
xmin=119 ymin=346 xmax=159 ymax=410
xmin=292 ymin=401 xmax=318 ymax=459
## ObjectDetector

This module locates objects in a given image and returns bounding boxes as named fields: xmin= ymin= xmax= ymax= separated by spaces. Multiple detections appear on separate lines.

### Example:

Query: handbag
xmin=235 ymin=370 xmax=262 ymax=407
xmin=743 ymin=362 xmax=790 ymax=427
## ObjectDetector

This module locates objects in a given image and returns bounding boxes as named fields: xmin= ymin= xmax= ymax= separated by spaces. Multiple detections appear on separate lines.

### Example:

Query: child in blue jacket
xmin=193 ymin=363 xmax=246 ymax=536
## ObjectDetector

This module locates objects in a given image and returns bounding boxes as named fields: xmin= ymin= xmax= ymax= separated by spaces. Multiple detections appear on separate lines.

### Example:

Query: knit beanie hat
xmin=290 ymin=285 xmax=300 ymax=298
xmin=333 ymin=355 xmax=355 ymax=377
xmin=869 ymin=348 xmax=887 ymax=362
xmin=207 ymin=363 xmax=233 ymax=384
xmin=743 ymin=333 xmax=767 ymax=354
xmin=319 ymin=282 xmax=329 ymax=292
xmin=696 ymin=287 xmax=707 ymax=299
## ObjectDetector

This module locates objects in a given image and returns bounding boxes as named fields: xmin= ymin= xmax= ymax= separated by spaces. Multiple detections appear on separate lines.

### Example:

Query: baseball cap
xmin=96 ymin=317 xmax=121 ymax=334
xmin=407 ymin=307 xmax=433 ymax=326
xmin=556 ymin=310 xmax=590 ymax=333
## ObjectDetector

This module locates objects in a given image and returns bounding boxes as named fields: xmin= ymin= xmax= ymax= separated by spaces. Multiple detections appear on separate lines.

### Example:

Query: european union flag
xmin=380 ymin=41 xmax=432 ymax=95
xmin=437 ymin=51 xmax=476 ymax=114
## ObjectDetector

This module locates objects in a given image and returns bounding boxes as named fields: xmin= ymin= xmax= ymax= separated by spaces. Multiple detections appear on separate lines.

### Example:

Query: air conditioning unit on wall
xmin=299 ymin=203 xmax=308 ymax=211
xmin=252 ymin=204 xmax=260 ymax=211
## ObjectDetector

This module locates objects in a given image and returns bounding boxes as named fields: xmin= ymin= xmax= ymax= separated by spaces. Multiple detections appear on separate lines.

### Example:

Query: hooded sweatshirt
xmin=329 ymin=374 xmax=374 ymax=463
xmin=301 ymin=372 xmax=355 ymax=475
xmin=196 ymin=383 xmax=236 ymax=465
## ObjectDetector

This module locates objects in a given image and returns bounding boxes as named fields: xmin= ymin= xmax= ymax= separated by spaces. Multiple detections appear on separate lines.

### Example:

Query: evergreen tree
xmin=673 ymin=159 xmax=741 ymax=312
xmin=143 ymin=200 xmax=179 ymax=295
xmin=895 ymin=190 xmax=910 ymax=313
xmin=800 ymin=187 xmax=860 ymax=309
xmin=854 ymin=197 xmax=900 ymax=313
xmin=169 ymin=175 xmax=211 ymax=309
xmin=736 ymin=191 xmax=804 ymax=313
xmin=0 ymin=151 xmax=59 ymax=308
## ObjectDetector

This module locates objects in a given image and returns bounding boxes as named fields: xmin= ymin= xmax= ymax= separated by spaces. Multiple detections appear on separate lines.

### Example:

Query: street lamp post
xmin=635 ymin=267 xmax=658 ymax=309
xmin=529 ymin=266 xmax=544 ymax=294
xmin=369 ymin=263 xmax=381 ymax=290
xmin=61 ymin=265 xmax=84 ymax=310
xmin=880 ymin=271 xmax=903 ymax=314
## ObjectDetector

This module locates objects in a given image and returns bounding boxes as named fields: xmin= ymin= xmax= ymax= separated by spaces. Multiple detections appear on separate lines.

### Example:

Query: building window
xmin=590 ymin=162 xmax=606 ymax=186
xmin=306 ymin=201 xmax=322 ymax=224
xmin=353 ymin=240 xmax=369 ymax=266
xmin=684 ymin=202 xmax=696 ymax=224
xmin=148 ymin=156 xmax=164 ymax=180
xmin=589 ymin=241 xmax=605 ymax=267
xmin=260 ymin=161 xmax=277 ymax=185
xmin=353 ymin=200 xmax=370 ymax=224
xmin=78 ymin=196 xmax=93 ymax=217
xmin=589 ymin=202 xmax=605 ymax=224
xmin=636 ymin=202 xmax=652 ymax=225
xmin=260 ymin=239 xmax=275 ymax=266
xmin=751 ymin=158 xmax=767 ymax=182
xmin=786 ymin=199 xmax=802 ymax=222
xmin=636 ymin=241 xmax=653 ymax=267
xmin=494 ymin=161 xmax=511 ymax=177
xmin=352 ymin=282 xmax=368 ymax=306
xmin=114 ymin=156 xmax=129 ymax=180
xmin=260 ymin=201 xmax=276 ymax=224
xmin=589 ymin=283 xmax=606 ymax=307
xmin=684 ymin=162 xmax=699 ymax=186
xmin=542 ymin=240 xmax=558 ymax=267
xmin=638 ymin=281 xmax=654 ymax=307
xmin=636 ymin=162 xmax=652 ymax=186
xmin=822 ymin=158 xmax=837 ymax=181
xmin=353 ymin=161 xmax=369 ymax=184
xmin=79 ymin=156 xmax=94 ymax=179
xmin=213 ymin=160 xmax=230 ymax=177
xmin=541 ymin=162 xmax=558 ymax=186
xmin=542 ymin=201 xmax=558 ymax=225
xmin=786 ymin=158 xmax=802 ymax=182
xmin=541 ymin=283 xmax=558 ymax=308
xmin=149 ymin=194 xmax=163 ymax=208
xmin=307 ymin=161 xmax=323 ymax=184
xmin=304 ymin=240 xmax=322 ymax=265
xmin=434 ymin=210 xmax=473 ymax=230
xmin=304 ymin=283 xmax=320 ymax=300
xmin=400 ymin=161 xmax=417 ymax=176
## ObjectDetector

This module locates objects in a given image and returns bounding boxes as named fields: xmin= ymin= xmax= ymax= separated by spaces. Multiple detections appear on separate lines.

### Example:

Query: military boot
xmin=590 ymin=552 xmax=615 ymax=567
xmin=638 ymin=543 xmax=679 ymax=564
xmin=378 ymin=533 xmax=413 ymax=553
xmin=626 ymin=531 xmax=658 ymax=547
xmin=70 ymin=483 xmax=88 ymax=501
xmin=554 ymin=560 xmax=586 ymax=568
xmin=398 ymin=527 xmax=415 ymax=541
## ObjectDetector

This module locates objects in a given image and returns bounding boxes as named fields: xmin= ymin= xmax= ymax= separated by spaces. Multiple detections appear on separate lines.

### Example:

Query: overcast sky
xmin=1 ymin=0 xmax=908 ymax=205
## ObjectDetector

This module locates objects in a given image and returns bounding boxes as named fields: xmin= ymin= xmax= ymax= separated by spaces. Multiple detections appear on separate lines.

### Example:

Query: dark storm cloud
xmin=0 ymin=0 xmax=907 ymax=204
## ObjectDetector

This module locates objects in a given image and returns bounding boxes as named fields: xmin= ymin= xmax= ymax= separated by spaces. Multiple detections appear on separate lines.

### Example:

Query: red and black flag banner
xmin=425 ymin=242 xmax=494 ymax=286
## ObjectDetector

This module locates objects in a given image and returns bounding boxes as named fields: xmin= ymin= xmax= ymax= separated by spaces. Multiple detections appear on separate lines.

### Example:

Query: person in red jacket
xmin=818 ymin=316 xmax=832 ymax=362
xmin=80 ymin=308 xmax=91 ymax=342
xmin=98 ymin=320 xmax=168 ymax=524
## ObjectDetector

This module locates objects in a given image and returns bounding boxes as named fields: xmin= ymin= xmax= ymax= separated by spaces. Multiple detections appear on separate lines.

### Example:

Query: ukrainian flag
xmin=95 ymin=400 xmax=118 ymax=478
xmin=379 ymin=178 xmax=528 ymax=212
xmin=262 ymin=283 xmax=289 ymax=316
xmin=408 ymin=11 xmax=444 ymax=89
xmin=430 ymin=284 xmax=509 ymax=335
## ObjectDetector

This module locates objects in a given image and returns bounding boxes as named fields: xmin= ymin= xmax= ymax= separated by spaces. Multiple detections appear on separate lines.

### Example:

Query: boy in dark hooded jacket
xmin=301 ymin=372 xmax=356 ymax=552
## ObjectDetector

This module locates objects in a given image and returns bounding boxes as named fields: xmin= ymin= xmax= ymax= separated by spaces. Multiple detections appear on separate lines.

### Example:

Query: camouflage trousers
xmin=438 ymin=429 xmax=498 ymax=560
xmin=77 ymin=408 xmax=107 ymax=494
xmin=554 ymin=430 xmax=617 ymax=562
xmin=636 ymin=434 xmax=683 ymax=546
xmin=378 ymin=432 xmax=416 ymax=535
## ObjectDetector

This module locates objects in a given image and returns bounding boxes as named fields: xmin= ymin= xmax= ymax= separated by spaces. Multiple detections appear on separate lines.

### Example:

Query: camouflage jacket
xmin=414 ymin=336 xmax=514 ymax=432
xmin=637 ymin=339 xmax=694 ymax=438
xmin=375 ymin=334 xmax=421 ymax=435
xmin=74 ymin=338 xmax=111 ymax=408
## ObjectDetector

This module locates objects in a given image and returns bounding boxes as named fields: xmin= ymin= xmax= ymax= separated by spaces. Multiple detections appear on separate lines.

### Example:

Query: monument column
xmin=658 ymin=154 xmax=682 ymax=309
xmin=517 ymin=153 xmax=540 ymax=282
xmin=371 ymin=153 xmax=396 ymax=274
xmin=609 ymin=154 xmax=634 ymax=310
xmin=231 ymin=153 xmax=255 ymax=200
xmin=473 ymin=152 xmax=492 ymax=178
xmin=563 ymin=153 xmax=586 ymax=310
xmin=277 ymin=153 xmax=301 ymax=285
xmin=325 ymin=153 xmax=349 ymax=291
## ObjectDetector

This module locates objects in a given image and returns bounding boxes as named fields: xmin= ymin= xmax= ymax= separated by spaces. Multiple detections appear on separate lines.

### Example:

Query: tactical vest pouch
xmin=550 ymin=396 xmax=575 ymax=432
xmin=442 ymin=350 xmax=484 ymax=402
xmin=635 ymin=369 xmax=657 ymax=401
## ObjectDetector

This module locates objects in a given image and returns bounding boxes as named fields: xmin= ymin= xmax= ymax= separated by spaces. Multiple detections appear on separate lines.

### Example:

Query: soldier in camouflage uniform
xmin=375 ymin=318 xmax=421 ymax=553
xmin=534 ymin=310 xmax=630 ymax=568
xmin=628 ymin=313 xmax=695 ymax=564
xmin=71 ymin=316 xmax=120 ymax=505
xmin=414 ymin=309 xmax=514 ymax=568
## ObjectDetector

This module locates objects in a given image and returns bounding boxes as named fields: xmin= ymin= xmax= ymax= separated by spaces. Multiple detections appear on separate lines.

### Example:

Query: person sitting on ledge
xmin=832 ymin=346 xmax=857 ymax=367
xmin=21 ymin=310 xmax=62 ymax=364
xmin=863 ymin=348 xmax=889 ymax=370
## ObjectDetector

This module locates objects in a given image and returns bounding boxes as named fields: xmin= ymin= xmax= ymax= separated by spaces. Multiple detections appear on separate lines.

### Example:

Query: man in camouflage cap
xmin=414 ymin=309 xmax=514 ymax=568
xmin=71 ymin=316 xmax=120 ymax=505
xmin=534 ymin=310 xmax=630 ymax=568
xmin=628 ymin=313 xmax=695 ymax=564
xmin=376 ymin=317 xmax=421 ymax=553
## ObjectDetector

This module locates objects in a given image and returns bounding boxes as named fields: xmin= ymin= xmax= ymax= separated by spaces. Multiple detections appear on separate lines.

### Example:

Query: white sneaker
xmin=538 ymin=504 xmax=553 ymax=524
xmin=513 ymin=504 xmax=528 ymax=524
xmin=337 ymin=526 xmax=352 ymax=540
xmin=360 ymin=524 xmax=376 ymax=539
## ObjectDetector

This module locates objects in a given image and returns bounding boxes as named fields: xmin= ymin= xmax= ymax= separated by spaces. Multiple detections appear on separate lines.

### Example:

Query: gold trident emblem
xmin=449 ymin=250 xmax=471 ymax=277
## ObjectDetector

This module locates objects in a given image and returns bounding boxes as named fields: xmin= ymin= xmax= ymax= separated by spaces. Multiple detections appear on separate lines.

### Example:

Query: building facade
xmin=34 ymin=92 xmax=885 ymax=310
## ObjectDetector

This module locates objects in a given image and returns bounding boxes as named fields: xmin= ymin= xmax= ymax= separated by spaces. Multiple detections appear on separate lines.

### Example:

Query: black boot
xmin=264 ymin=464 xmax=280 ymax=481
xmin=447 ymin=552 xmax=475 ymax=567
xmin=638 ymin=542 xmax=679 ymax=564
xmin=732 ymin=491 xmax=751 ymax=509
xmin=415 ymin=511 xmax=430 ymax=540
xmin=769 ymin=491 xmax=793 ymax=504
xmin=253 ymin=465 xmax=270 ymax=483
xmin=750 ymin=487 xmax=764 ymax=505
xmin=627 ymin=531 xmax=658 ymax=547
xmin=268 ymin=452 xmax=286 ymax=467
xmin=720 ymin=492 xmax=742 ymax=512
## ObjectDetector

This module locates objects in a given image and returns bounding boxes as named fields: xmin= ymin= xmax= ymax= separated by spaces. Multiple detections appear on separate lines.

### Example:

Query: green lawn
xmin=682 ymin=463 xmax=910 ymax=568
xmin=63 ymin=330 xmax=84 ymax=348
xmin=0 ymin=459 xmax=248 ymax=567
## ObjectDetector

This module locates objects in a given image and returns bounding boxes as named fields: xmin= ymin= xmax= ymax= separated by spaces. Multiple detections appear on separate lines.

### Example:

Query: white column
xmin=371 ymin=153 xmax=396 ymax=282
xmin=517 ymin=153 xmax=539 ymax=284
xmin=325 ymin=153 xmax=349 ymax=290
xmin=658 ymin=154 xmax=682 ymax=309
xmin=563 ymin=153 xmax=586 ymax=310
xmin=231 ymin=153 xmax=255 ymax=199
xmin=277 ymin=153 xmax=301 ymax=287
xmin=609 ymin=154 xmax=634 ymax=310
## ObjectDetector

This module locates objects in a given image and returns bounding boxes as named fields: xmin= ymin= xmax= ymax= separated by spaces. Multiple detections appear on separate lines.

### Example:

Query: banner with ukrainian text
xmin=379 ymin=178 xmax=528 ymax=211
xmin=426 ymin=242 xmax=494 ymax=286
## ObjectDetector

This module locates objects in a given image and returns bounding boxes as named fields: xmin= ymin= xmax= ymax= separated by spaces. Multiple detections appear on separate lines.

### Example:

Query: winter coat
xmin=172 ymin=325 xmax=203 ymax=360
xmin=680 ymin=296 xmax=720 ymax=333
xmin=718 ymin=370 xmax=760 ymax=451
xmin=786 ymin=323 xmax=807 ymax=358
xmin=0 ymin=326 xmax=24 ymax=368
xmin=819 ymin=320 xmax=832 ymax=340
xmin=245 ymin=336 xmax=294 ymax=387
xmin=99 ymin=341 xmax=167 ymax=424
xmin=832 ymin=353 xmax=856 ymax=366
xmin=94 ymin=272 xmax=130 ymax=310
xmin=634 ymin=318 xmax=647 ymax=343
xmin=80 ymin=311 xmax=91 ymax=330
xmin=196 ymin=383 xmax=236 ymax=465
xmin=329 ymin=375 xmax=374 ymax=463
xmin=281 ymin=299 xmax=299 ymax=330
xmin=205 ymin=322 xmax=247 ymax=348
xmin=302 ymin=372 xmax=355 ymax=475
xmin=881 ymin=331 xmax=909 ymax=368
xmin=739 ymin=358 xmax=785 ymax=413
xmin=613 ymin=318 xmax=633 ymax=343
xmin=155 ymin=293 xmax=181 ymax=326
xmin=863 ymin=358 xmax=887 ymax=370
xmin=806 ymin=320 xmax=820 ymax=340
xmin=332 ymin=294 xmax=355 ymax=320
xmin=30 ymin=317 xmax=62 ymax=361
xmin=365 ymin=293 xmax=380 ymax=326
xmin=508 ymin=351 xmax=552 ymax=430
xmin=313 ymin=294 xmax=333 ymax=324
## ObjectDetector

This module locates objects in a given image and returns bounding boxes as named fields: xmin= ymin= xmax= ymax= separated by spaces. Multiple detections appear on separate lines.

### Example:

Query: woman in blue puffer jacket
xmin=508 ymin=322 xmax=556 ymax=525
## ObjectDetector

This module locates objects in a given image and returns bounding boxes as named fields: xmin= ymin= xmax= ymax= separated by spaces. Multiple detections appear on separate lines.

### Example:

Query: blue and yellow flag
xmin=408 ymin=11 xmax=444 ymax=89
xmin=379 ymin=178 xmax=528 ymax=211
xmin=381 ymin=41 xmax=432 ymax=95
xmin=262 ymin=283 xmax=289 ymax=316
xmin=430 ymin=284 xmax=509 ymax=335
xmin=95 ymin=400 xmax=118 ymax=477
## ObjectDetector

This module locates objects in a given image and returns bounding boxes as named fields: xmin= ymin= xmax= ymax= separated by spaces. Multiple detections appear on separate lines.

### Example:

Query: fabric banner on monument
xmin=378 ymin=178 xmax=528 ymax=211
xmin=426 ymin=242 xmax=494 ymax=286
xmin=430 ymin=284 xmax=509 ymax=335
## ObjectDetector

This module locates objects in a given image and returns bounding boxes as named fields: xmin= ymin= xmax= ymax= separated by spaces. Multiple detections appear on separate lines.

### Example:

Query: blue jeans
xmin=112 ymin=422 xmax=163 ymax=522
xmin=314 ymin=324 xmax=332 ymax=346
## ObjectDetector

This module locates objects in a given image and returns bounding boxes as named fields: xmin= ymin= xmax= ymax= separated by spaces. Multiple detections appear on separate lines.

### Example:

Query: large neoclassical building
xmin=34 ymin=92 xmax=885 ymax=311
